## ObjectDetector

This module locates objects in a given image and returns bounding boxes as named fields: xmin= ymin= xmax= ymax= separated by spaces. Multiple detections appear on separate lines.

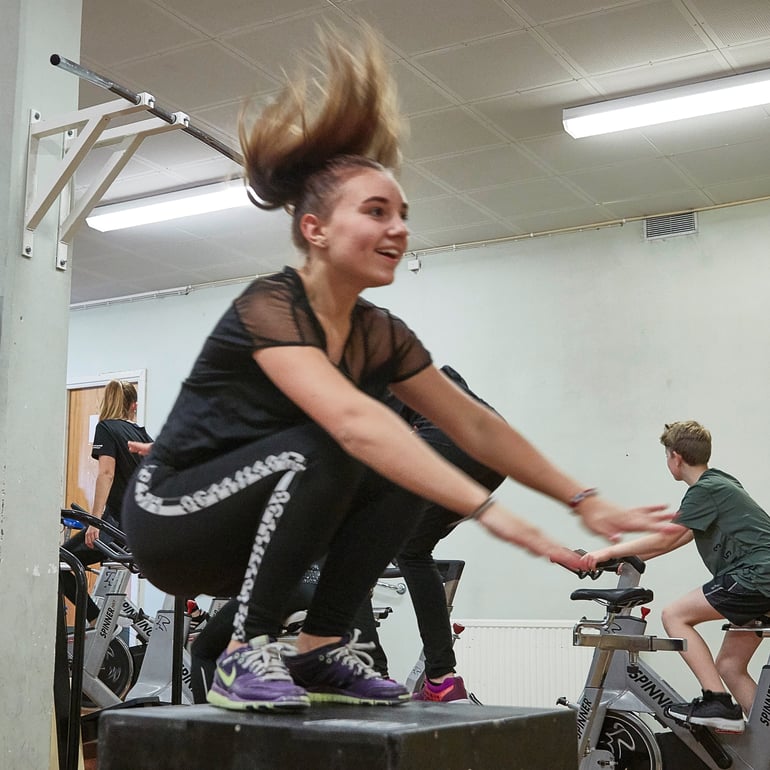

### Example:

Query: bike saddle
xmin=570 ymin=586 xmax=653 ymax=612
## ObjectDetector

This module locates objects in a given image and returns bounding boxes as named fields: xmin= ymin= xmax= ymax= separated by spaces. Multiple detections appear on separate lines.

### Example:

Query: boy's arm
xmin=579 ymin=524 xmax=692 ymax=570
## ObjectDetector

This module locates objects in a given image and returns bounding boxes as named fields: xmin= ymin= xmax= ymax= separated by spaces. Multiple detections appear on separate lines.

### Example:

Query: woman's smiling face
xmin=315 ymin=168 xmax=410 ymax=289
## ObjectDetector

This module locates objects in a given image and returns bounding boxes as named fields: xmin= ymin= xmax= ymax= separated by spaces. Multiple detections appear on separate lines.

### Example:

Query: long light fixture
xmin=563 ymin=67 xmax=770 ymax=139
xmin=86 ymin=179 xmax=250 ymax=232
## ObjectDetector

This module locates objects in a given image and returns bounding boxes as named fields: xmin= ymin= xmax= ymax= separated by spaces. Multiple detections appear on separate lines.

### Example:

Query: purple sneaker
xmin=286 ymin=629 xmax=410 ymax=705
xmin=206 ymin=635 xmax=310 ymax=712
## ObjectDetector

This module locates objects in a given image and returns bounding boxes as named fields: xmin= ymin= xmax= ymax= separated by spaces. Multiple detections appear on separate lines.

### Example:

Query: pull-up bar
xmin=22 ymin=55 xmax=246 ymax=267
xmin=49 ymin=54 xmax=244 ymax=166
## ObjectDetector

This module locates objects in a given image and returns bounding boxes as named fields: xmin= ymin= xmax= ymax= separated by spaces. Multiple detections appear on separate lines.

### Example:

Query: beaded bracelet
xmin=568 ymin=488 xmax=599 ymax=509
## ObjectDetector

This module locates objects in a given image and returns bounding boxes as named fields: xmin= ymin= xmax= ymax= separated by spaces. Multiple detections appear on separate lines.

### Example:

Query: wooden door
xmin=64 ymin=385 xmax=106 ymax=514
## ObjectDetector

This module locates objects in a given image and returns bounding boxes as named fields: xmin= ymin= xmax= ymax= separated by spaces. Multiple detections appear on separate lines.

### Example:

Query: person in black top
xmin=121 ymin=24 xmax=673 ymax=713
xmin=60 ymin=379 xmax=152 ymax=623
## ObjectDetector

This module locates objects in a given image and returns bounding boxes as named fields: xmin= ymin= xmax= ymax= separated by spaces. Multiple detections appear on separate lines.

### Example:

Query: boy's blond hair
xmin=660 ymin=421 xmax=711 ymax=466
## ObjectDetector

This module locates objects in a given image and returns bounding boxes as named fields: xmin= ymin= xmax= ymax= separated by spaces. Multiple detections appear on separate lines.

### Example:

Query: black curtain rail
xmin=50 ymin=54 xmax=244 ymax=166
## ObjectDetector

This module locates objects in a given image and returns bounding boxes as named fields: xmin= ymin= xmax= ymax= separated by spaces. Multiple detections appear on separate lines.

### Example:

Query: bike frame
xmin=566 ymin=560 xmax=770 ymax=770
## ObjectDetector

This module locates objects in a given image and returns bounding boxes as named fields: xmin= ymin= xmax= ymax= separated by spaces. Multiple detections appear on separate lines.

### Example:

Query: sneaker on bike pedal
xmin=206 ymin=635 xmax=310 ymax=712
xmin=665 ymin=689 xmax=744 ymax=732
xmin=412 ymin=675 xmax=471 ymax=703
xmin=285 ymin=629 xmax=410 ymax=705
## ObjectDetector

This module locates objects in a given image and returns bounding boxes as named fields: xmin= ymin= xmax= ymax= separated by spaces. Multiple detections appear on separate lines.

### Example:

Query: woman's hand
xmin=575 ymin=496 xmax=673 ymax=542
xmin=128 ymin=441 xmax=153 ymax=456
xmin=547 ymin=547 xmax=587 ymax=572
xmin=84 ymin=524 xmax=100 ymax=549
xmin=475 ymin=502 xmax=580 ymax=566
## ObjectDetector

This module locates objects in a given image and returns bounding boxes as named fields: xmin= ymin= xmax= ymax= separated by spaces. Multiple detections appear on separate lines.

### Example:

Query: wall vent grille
xmin=644 ymin=211 xmax=697 ymax=240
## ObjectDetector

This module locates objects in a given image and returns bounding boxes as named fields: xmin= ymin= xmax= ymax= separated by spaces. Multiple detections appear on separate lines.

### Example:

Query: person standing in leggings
xmin=391 ymin=365 xmax=505 ymax=703
xmin=121 ymin=24 xmax=673 ymax=713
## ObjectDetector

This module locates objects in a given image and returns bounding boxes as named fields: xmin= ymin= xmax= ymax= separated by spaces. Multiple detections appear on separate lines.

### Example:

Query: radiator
xmin=452 ymin=619 xmax=593 ymax=708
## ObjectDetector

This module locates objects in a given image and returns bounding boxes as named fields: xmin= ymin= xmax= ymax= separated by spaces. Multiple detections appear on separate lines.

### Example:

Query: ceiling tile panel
xmin=509 ymin=204 xmax=618 ymax=233
xmin=507 ymin=0 xmax=640 ymax=25
xmin=419 ymin=146 xmax=545 ymax=190
xmin=405 ymin=195 xmax=497 ymax=232
xmin=415 ymin=31 xmax=574 ymax=101
xmin=717 ymin=40 xmax=770 ymax=68
xmin=80 ymin=0 xmax=203 ymax=65
xmin=418 ymin=221 xmax=518 ymax=246
xmin=473 ymin=80 xmax=598 ymax=140
xmin=599 ymin=188 xmax=713 ymax=217
xmin=523 ymin=132 xmax=659 ymax=174
xmin=588 ymin=51 xmax=727 ymax=96
xmin=156 ymin=0 xmax=327 ymax=36
xmin=702 ymin=176 xmax=770 ymax=204
xmin=545 ymin=1 xmax=709 ymax=74
xmin=223 ymin=10 xmax=360 ymax=81
xmin=687 ymin=0 xmax=770 ymax=46
xmin=641 ymin=108 xmax=770 ymax=154
xmin=671 ymin=136 xmax=770 ymax=186
xmin=565 ymin=157 xmax=695 ymax=201
xmin=404 ymin=108 xmax=503 ymax=159
xmin=392 ymin=62 xmax=455 ymax=115
xmin=398 ymin=165 xmax=453 ymax=200
xmin=470 ymin=179 xmax=591 ymax=218
xmin=117 ymin=43 xmax=277 ymax=112
xmin=348 ymin=0 xmax=522 ymax=55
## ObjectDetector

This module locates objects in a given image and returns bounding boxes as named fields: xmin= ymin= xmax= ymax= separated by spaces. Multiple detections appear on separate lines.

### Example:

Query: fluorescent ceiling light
xmin=563 ymin=68 xmax=770 ymax=139
xmin=86 ymin=179 xmax=250 ymax=232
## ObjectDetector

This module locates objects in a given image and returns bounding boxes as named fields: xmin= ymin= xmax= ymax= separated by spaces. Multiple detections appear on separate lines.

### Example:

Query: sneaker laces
xmin=326 ymin=629 xmax=380 ymax=680
xmin=235 ymin=639 xmax=296 ymax=682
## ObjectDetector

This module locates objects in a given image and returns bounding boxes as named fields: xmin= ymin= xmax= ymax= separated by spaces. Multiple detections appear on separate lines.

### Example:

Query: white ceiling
xmin=69 ymin=0 xmax=770 ymax=304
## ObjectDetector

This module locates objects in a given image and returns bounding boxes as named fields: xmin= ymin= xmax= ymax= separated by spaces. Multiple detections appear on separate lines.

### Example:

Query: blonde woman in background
xmin=60 ymin=379 xmax=152 ymax=623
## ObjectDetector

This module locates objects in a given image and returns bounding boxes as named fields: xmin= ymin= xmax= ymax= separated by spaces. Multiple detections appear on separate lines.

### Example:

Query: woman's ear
xmin=300 ymin=213 xmax=327 ymax=248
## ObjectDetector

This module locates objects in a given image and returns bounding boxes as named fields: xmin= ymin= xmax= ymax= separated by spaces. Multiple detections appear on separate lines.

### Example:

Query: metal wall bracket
xmin=22 ymin=93 xmax=188 ymax=268
xmin=22 ymin=55 xmax=242 ymax=272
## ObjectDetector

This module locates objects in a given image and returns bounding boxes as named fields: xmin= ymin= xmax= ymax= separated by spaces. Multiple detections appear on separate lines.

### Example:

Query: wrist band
xmin=446 ymin=495 xmax=497 ymax=530
xmin=470 ymin=495 xmax=496 ymax=520
xmin=568 ymin=488 xmax=598 ymax=509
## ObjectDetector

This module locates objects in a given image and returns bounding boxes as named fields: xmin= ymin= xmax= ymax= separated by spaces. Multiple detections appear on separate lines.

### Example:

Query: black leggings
xmin=122 ymin=423 xmax=420 ymax=642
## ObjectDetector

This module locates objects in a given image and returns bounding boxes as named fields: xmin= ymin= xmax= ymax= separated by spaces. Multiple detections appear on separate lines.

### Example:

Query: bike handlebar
xmin=60 ymin=505 xmax=137 ymax=568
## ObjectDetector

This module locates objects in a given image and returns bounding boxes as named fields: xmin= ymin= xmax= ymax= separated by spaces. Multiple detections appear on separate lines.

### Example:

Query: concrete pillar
xmin=0 ymin=0 xmax=82 ymax=766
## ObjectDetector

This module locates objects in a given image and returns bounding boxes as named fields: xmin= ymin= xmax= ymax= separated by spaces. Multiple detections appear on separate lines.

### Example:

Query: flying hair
xmin=238 ymin=22 xmax=404 ymax=227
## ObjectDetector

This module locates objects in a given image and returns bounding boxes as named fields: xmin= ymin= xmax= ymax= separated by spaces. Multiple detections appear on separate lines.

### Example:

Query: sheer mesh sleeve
xmin=234 ymin=271 xmax=324 ymax=351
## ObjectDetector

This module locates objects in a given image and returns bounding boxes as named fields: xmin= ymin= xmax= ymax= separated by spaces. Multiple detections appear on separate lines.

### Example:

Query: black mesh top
xmin=151 ymin=267 xmax=432 ymax=469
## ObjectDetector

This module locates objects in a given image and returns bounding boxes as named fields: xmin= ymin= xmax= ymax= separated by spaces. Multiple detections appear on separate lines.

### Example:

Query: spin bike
xmin=557 ymin=554 xmax=770 ymax=769
xmin=60 ymin=506 xmax=194 ymax=709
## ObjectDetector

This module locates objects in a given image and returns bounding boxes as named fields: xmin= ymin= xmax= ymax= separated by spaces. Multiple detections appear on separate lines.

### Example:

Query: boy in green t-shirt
xmin=579 ymin=421 xmax=770 ymax=732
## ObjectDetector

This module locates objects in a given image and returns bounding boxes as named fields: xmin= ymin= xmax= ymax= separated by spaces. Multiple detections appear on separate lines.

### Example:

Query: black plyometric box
xmin=99 ymin=702 xmax=577 ymax=769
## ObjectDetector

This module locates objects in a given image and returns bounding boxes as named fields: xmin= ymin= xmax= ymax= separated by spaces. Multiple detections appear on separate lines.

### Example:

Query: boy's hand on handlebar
xmin=576 ymin=497 xmax=672 ymax=542
xmin=128 ymin=440 xmax=153 ymax=456
xmin=578 ymin=548 xmax=613 ymax=572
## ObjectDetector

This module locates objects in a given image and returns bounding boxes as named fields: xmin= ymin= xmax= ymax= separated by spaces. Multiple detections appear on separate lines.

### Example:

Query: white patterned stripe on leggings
xmin=233 ymin=470 xmax=298 ymax=642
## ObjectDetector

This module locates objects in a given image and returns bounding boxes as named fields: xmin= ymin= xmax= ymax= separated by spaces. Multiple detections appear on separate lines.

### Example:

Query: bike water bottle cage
xmin=570 ymin=587 xmax=653 ymax=614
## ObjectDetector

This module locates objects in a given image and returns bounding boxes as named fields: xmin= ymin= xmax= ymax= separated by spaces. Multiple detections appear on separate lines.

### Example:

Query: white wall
xmin=68 ymin=197 xmax=770 ymax=696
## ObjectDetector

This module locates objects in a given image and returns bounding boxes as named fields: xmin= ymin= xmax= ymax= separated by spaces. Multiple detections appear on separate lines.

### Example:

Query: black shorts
xmin=703 ymin=574 xmax=770 ymax=626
